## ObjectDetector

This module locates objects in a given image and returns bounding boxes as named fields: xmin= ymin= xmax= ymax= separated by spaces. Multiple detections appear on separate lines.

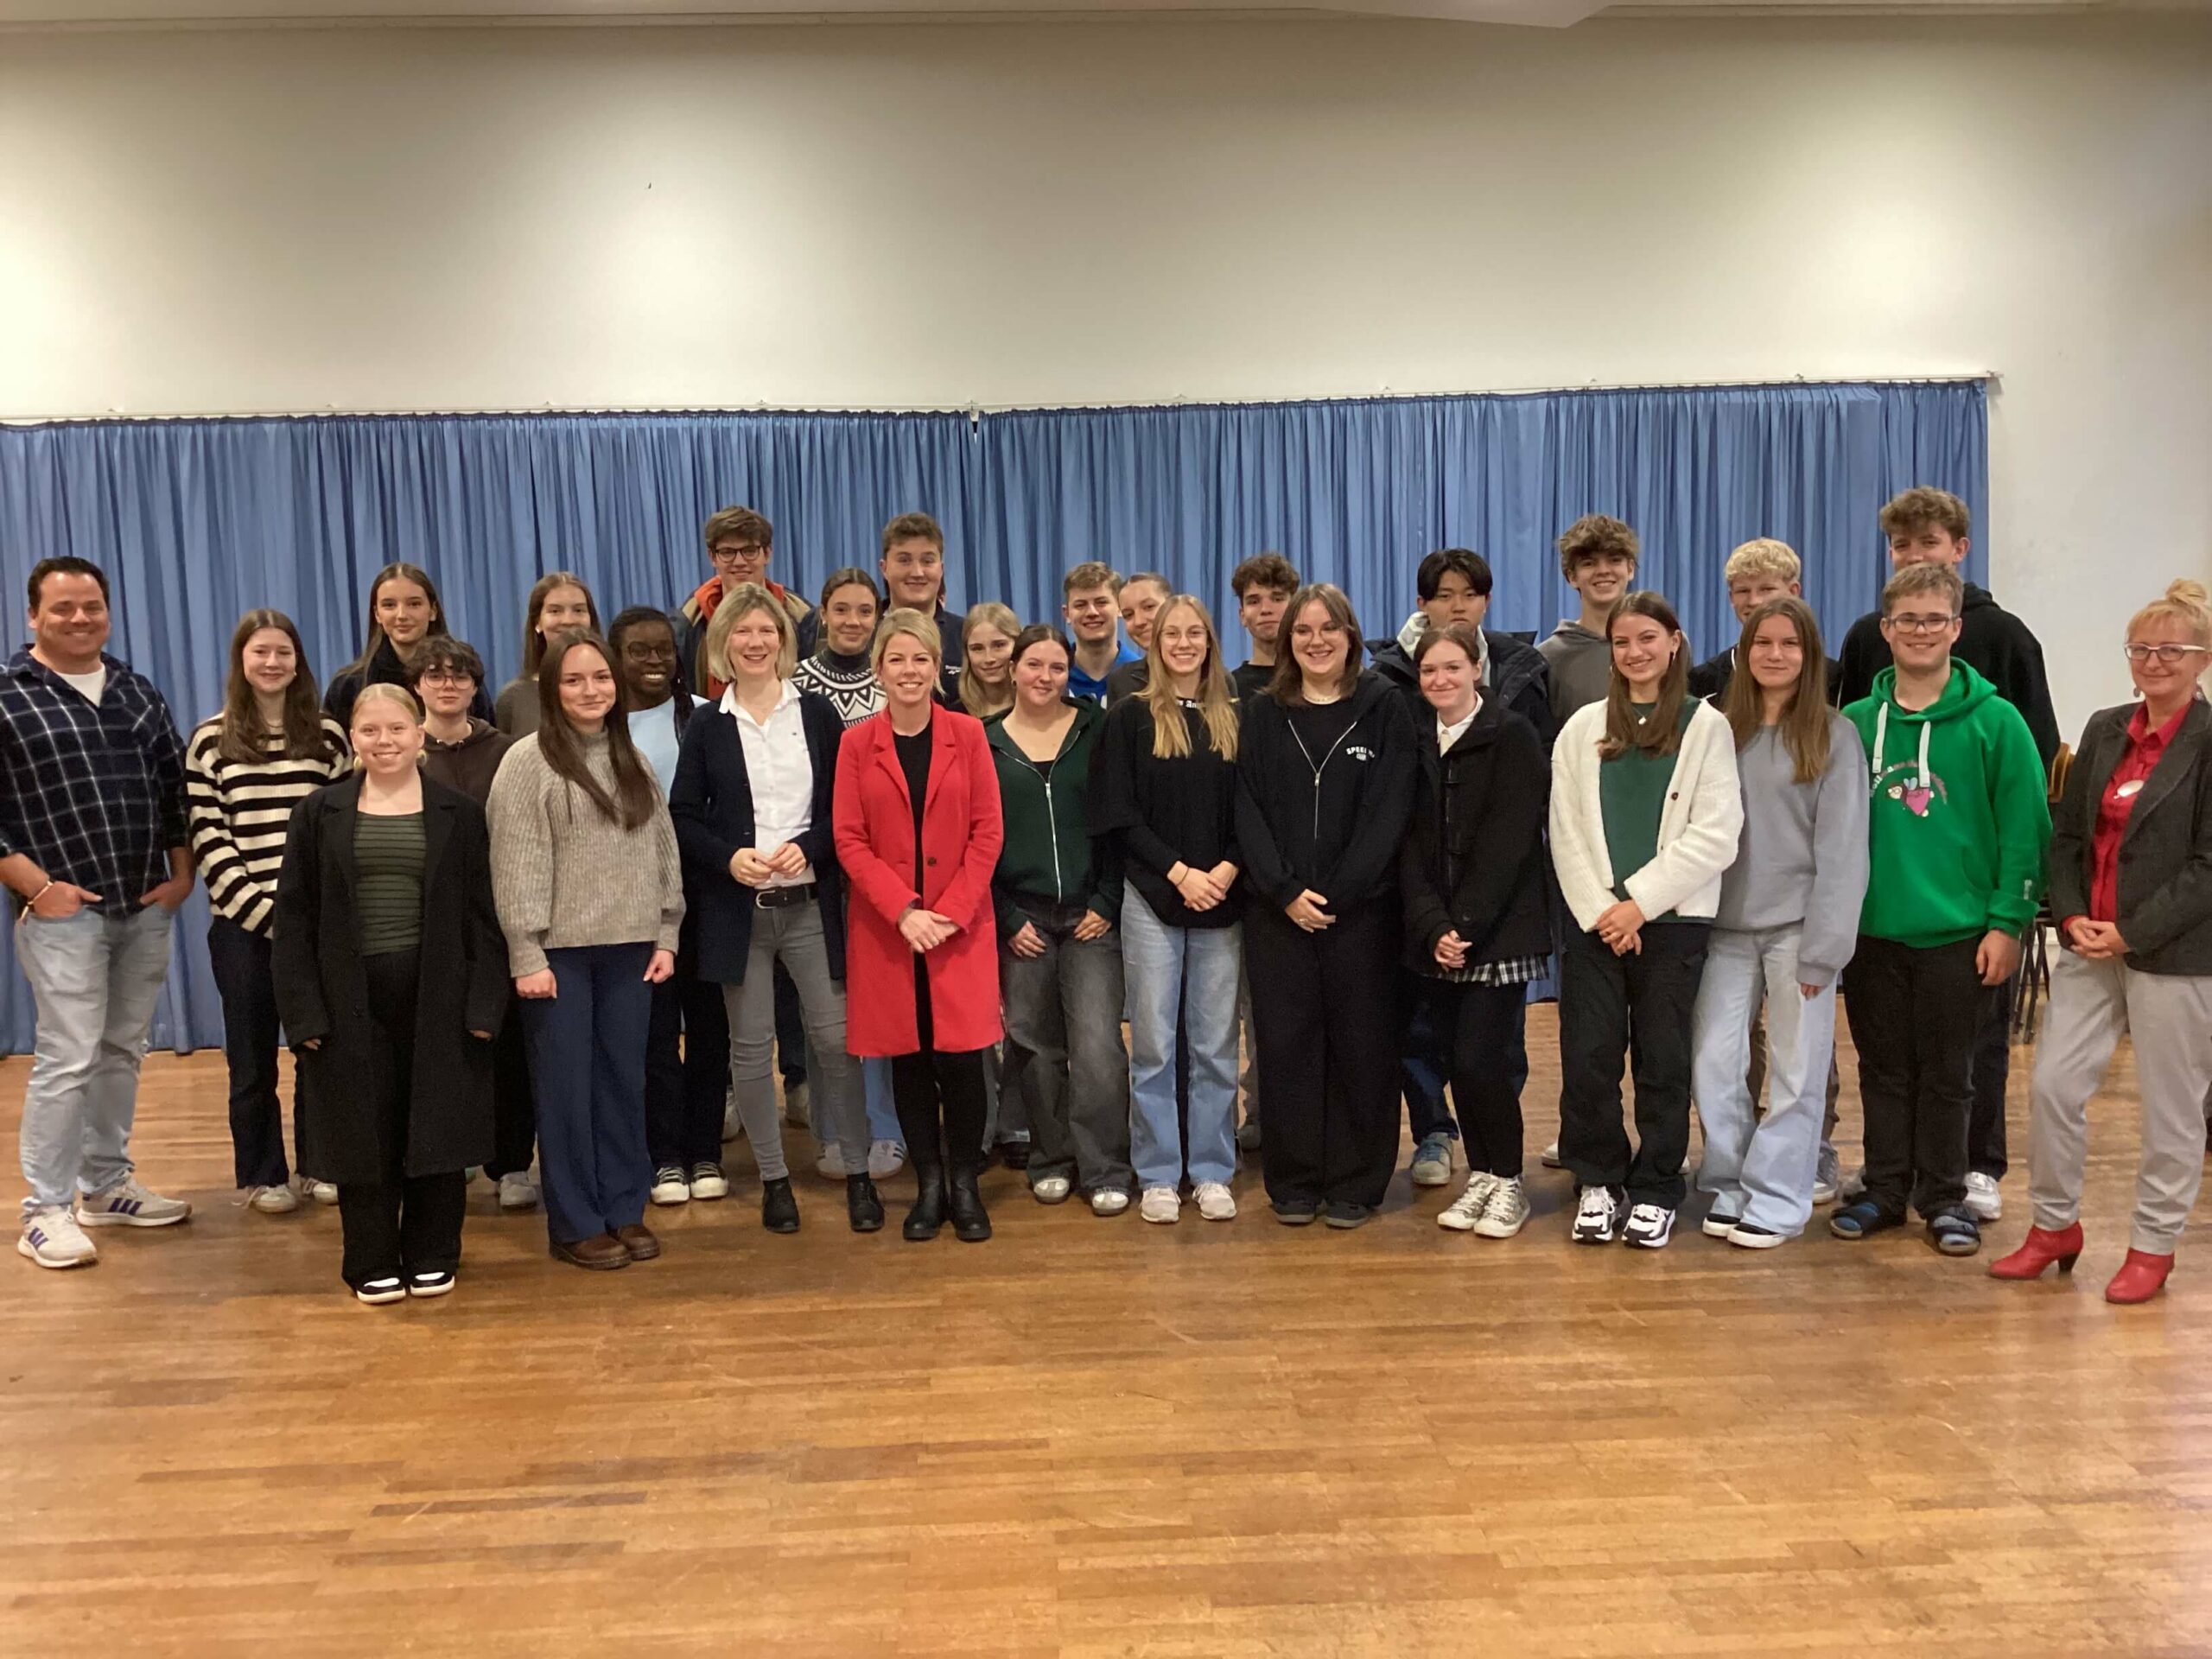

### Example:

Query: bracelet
xmin=27 ymin=880 xmax=54 ymax=909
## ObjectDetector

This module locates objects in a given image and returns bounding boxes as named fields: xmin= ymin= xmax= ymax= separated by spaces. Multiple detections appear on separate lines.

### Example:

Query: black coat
xmin=2047 ymin=699 xmax=2212 ymax=977
xmin=1401 ymin=697 xmax=1554 ymax=973
xmin=666 ymin=689 xmax=849 ymax=986
xmin=1370 ymin=629 xmax=1556 ymax=748
xmin=270 ymin=776 xmax=506 ymax=1183
xmin=324 ymin=637 xmax=493 ymax=731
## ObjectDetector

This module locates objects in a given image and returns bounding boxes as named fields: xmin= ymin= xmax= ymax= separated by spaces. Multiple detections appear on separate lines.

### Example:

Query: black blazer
xmin=1400 ymin=697 xmax=1554 ymax=972
xmin=667 ymin=688 xmax=849 ymax=985
xmin=2047 ymin=698 xmax=2212 ymax=977
xmin=270 ymin=775 xmax=506 ymax=1184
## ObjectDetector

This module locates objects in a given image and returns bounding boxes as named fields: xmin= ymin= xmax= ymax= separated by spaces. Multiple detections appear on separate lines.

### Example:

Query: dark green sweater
xmin=984 ymin=701 xmax=1122 ymax=938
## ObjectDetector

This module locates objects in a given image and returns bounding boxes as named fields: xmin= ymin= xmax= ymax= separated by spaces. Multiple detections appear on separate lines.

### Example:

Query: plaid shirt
xmin=0 ymin=647 xmax=188 ymax=912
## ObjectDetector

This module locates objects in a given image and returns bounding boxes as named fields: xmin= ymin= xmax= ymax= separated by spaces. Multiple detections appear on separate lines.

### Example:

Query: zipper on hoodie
xmin=1288 ymin=704 xmax=1362 ymax=850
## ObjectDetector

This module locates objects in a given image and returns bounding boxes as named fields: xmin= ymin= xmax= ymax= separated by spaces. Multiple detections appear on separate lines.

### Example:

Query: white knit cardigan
xmin=1549 ymin=697 xmax=1745 ymax=931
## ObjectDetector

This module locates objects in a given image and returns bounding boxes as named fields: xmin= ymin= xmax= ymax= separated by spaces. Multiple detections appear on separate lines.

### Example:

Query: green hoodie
xmin=984 ymin=700 xmax=1122 ymax=938
xmin=1844 ymin=661 xmax=2050 ymax=948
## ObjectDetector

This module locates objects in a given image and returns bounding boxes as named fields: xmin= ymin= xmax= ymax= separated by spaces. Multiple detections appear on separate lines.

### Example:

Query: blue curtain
xmin=0 ymin=381 xmax=1985 ymax=1052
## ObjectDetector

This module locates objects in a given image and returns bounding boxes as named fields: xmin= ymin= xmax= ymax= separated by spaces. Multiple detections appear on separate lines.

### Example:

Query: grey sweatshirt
xmin=1713 ymin=715 xmax=1871 ymax=987
xmin=1538 ymin=620 xmax=1612 ymax=723
xmin=485 ymin=729 xmax=684 ymax=976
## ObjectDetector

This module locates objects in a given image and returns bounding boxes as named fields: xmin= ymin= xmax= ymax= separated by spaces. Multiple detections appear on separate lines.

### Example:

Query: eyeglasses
xmin=416 ymin=671 xmax=474 ymax=686
xmin=1883 ymin=613 xmax=1957 ymax=636
xmin=2123 ymin=643 xmax=2211 ymax=665
xmin=711 ymin=543 xmax=765 ymax=561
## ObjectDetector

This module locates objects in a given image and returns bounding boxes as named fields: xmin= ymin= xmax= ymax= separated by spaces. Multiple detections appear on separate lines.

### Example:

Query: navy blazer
xmin=667 ymin=687 xmax=849 ymax=986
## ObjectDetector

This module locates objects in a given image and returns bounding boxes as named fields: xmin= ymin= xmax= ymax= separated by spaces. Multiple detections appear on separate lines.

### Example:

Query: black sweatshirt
xmin=1235 ymin=671 xmax=1418 ymax=913
xmin=1089 ymin=696 xmax=1243 ymax=929
xmin=1834 ymin=582 xmax=2060 ymax=767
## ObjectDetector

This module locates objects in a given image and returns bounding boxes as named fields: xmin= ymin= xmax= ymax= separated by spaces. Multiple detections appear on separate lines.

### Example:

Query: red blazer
xmin=833 ymin=705 xmax=1006 ymax=1056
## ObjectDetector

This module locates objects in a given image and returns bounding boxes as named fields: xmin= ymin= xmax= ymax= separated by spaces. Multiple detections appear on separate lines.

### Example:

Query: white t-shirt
xmin=57 ymin=664 xmax=107 ymax=704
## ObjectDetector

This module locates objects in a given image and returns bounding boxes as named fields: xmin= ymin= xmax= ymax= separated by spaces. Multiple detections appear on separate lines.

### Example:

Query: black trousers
xmin=1247 ymin=900 xmax=1402 ymax=1210
xmin=891 ymin=958 xmax=991 ymax=1178
xmin=484 ymin=1007 xmax=536 ymax=1182
xmin=1842 ymin=933 xmax=1978 ymax=1222
xmin=1403 ymin=973 xmax=1532 ymax=1147
xmin=1968 ymin=967 xmax=2018 ymax=1179
xmin=1428 ymin=978 xmax=1529 ymax=1179
xmin=1558 ymin=920 xmax=1708 ymax=1208
xmin=645 ymin=957 xmax=731 ymax=1171
xmin=207 ymin=915 xmax=308 ymax=1189
xmin=338 ymin=948 xmax=467 ymax=1288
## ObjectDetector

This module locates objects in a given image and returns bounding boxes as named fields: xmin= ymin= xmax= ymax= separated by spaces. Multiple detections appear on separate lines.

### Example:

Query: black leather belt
xmin=756 ymin=883 xmax=817 ymax=910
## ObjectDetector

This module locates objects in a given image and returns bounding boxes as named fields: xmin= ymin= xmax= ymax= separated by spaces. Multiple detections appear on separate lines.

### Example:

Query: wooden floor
xmin=3 ymin=1009 xmax=2209 ymax=1658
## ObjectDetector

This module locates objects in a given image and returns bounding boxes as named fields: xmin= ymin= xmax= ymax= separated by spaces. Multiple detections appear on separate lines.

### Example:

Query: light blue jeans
xmin=1122 ymin=894 xmax=1240 ymax=1190
xmin=1690 ymin=923 xmax=1836 ymax=1237
xmin=15 ymin=904 xmax=176 ymax=1217
xmin=862 ymin=1058 xmax=902 ymax=1147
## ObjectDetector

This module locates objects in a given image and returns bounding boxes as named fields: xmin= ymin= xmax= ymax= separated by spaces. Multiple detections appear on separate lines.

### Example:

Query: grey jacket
xmin=2048 ymin=699 xmax=2212 ymax=977
xmin=1713 ymin=715 xmax=1870 ymax=988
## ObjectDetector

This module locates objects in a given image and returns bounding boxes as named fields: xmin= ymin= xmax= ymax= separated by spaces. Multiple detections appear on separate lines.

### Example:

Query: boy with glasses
xmin=675 ymin=506 xmax=809 ymax=699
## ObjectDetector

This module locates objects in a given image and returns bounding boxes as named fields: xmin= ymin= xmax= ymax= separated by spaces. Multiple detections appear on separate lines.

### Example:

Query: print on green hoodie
xmin=1843 ymin=662 xmax=2050 ymax=948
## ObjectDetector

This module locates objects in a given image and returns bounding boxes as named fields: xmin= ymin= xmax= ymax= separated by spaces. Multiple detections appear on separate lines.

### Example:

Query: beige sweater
xmin=486 ymin=730 xmax=684 ymax=976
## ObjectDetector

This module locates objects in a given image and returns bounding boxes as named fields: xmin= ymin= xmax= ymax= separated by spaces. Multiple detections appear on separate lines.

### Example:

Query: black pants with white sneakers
xmin=1557 ymin=921 xmax=1709 ymax=1210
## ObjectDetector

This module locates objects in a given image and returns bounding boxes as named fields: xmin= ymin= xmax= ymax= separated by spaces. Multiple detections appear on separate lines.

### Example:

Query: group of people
xmin=6 ymin=488 xmax=2207 ymax=1307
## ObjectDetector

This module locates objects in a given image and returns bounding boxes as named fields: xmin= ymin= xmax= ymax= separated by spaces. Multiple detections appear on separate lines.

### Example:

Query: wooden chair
xmin=2014 ymin=742 xmax=2072 ymax=1043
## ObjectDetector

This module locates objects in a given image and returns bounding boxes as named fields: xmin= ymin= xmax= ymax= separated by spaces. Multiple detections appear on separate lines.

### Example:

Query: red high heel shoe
xmin=1989 ymin=1223 xmax=2084 ymax=1280
xmin=2105 ymin=1249 xmax=2174 ymax=1305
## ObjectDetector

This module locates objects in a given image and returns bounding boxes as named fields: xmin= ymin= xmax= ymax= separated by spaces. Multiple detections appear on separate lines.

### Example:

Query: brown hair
xmin=1878 ymin=487 xmax=1969 ymax=543
xmin=519 ymin=572 xmax=601 ymax=678
xmin=704 ymin=582 xmax=798 ymax=683
xmin=702 ymin=505 xmax=773 ymax=554
xmin=1880 ymin=561 xmax=1966 ymax=618
xmin=2127 ymin=579 xmax=2212 ymax=650
xmin=1141 ymin=595 xmax=1239 ymax=762
xmin=1721 ymin=596 xmax=1833 ymax=785
xmin=344 ymin=562 xmax=452 ymax=680
xmin=535 ymin=631 xmax=659 ymax=830
xmin=880 ymin=512 xmax=944 ymax=556
xmin=1558 ymin=515 xmax=1640 ymax=583
xmin=1411 ymin=621 xmax=1484 ymax=677
xmin=215 ymin=609 xmax=340 ymax=767
xmin=1062 ymin=561 xmax=1122 ymax=599
xmin=1269 ymin=583 xmax=1366 ymax=706
xmin=958 ymin=602 xmax=1020 ymax=718
xmin=1599 ymin=591 xmax=1690 ymax=760
xmin=818 ymin=566 xmax=880 ymax=612
xmin=1230 ymin=551 xmax=1300 ymax=600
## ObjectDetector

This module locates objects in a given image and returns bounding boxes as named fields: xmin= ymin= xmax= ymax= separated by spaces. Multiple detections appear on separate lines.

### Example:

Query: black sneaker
xmin=1726 ymin=1221 xmax=1785 ymax=1250
xmin=1622 ymin=1202 xmax=1676 ymax=1250
xmin=1272 ymin=1198 xmax=1319 ymax=1226
xmin=354 ymin=1275 xmax=405 ymax=1306
xmin=1322 ymin=1201 xmax=1374 ymax=1230
xmin=407 ymin=1268 xmax=456 ymax=1298
xmin=994 ymin=1139 xmax=1032 ymax=1172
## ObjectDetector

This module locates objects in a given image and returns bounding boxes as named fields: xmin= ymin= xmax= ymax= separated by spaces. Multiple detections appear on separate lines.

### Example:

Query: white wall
xmin=2 ymin=15 xmax=2207 ymax=728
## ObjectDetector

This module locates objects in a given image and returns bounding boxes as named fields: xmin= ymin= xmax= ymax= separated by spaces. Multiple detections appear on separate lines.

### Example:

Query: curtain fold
xmin=0 ymin=382 xmax=1986 ymax=1052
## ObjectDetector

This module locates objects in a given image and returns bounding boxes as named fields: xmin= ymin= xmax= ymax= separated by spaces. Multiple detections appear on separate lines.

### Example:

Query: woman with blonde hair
xmin=495 ymin=572 xmax=600 ymax=738
xmin=1993 ymin=580 xmax=2212 ymax=1303
xmin=958 ymin=603 xmax=1020 ymax=720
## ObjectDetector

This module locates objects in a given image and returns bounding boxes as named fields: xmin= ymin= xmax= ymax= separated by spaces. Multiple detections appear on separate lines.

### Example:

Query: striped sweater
xmin=185 ymin=715 xmax=351 ymax=933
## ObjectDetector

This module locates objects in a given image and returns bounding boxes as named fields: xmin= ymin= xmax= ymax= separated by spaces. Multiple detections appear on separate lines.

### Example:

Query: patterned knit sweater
xmin=185 ymin=715 xmax=350 ymax=934
xmin=791 ymin=648 xmax=884 ymax=729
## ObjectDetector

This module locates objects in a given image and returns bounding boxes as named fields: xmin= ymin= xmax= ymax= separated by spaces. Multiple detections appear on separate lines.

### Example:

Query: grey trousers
xmin=999 ymin=902 xmax=1133 ymax=1195
xmin=723 ymin=900 xmax=866 ymax=1182
xmin=2029 ymin=949 xmax=2212 ymax=1255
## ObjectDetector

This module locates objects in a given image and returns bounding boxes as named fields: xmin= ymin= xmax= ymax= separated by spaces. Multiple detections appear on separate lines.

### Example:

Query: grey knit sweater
xmin=485 ymin=729 xmax=684 ymax=976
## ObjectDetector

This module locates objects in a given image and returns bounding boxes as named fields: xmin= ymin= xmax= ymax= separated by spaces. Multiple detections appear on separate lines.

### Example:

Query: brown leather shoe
xmin=550 ymin=1233 xmax=630 ymax=1270
xmin=613 ymin=1224 xmax=661 ymax=1262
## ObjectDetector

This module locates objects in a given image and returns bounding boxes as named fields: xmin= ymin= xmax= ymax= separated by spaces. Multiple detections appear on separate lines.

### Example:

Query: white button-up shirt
xmin=1436 ymin=693 xmax=1482 ymax=753
xmin=723 ymin=680 xmax=814 ymax=887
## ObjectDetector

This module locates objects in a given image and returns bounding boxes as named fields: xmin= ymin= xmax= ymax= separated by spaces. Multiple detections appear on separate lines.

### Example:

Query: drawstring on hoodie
xmin=1870 ymin=702 xmax=1933 ymax=791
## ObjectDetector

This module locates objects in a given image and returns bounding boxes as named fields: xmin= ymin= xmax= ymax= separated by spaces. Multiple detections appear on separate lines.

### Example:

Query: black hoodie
xmin=1399 ymin=696 xmax=1553 ymax=974
xmin=1236 ymin=670 xmax=1418 ymax=912
xmin=1834 ymin=582 xmax=2060 ymax=767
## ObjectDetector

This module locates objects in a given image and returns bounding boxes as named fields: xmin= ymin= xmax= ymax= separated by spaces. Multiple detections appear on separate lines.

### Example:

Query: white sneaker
xmin=782 ymin=1078 xmax=811 ymax=1129
xmin=497 ymin=1172 xmax=539 ymax=1211
xmin=1964 ymin=1171 xmax=2003 ymax=1221
xmin=1090 ymin=1188 xmax=1131 ymax=1217
xmin=1140 ymin=1185 xmax=1181 ymax=1224
xmin=76 ymin=1177 xmax=191 ymax=1229
xmin=722 ymin=1096 xmax=743 ymax=1142
xmin=1194 ymin=1181 xmax=1236 ymax=1222
xmin=1540 ymin=1140 xmax=1565 ymax=1170
xmin=1571 ymin=1185 xmax=1620 ymax=1244
xmin=1473 ymin=1176 xmax=1529 ymax=1239
xmin=1438 ymin=1172 xmax=1499 ymax=1233
xmin=1622 ymin=1202 xmax=1676 ymax=1250
xmin=308 ymin=1180 xmax=339 ymax=1206
xmin=246 ymin=1183 xmax=299 ymax=1215
xmin=688 ymin=1163 xmax=730 ymax=1201
xmin=867 ymin=1140 xmax=906 ymax=1179
xmin=816 ymin=1141 xmax=853 ymax=1179
xmin=18 ymin=1206 xmax=98 ymax=1268
xmin=1033 ymin=1175 xmax=1072 ymax=1205
xmin=649 ymin=1166 xmax=691 ymax=1206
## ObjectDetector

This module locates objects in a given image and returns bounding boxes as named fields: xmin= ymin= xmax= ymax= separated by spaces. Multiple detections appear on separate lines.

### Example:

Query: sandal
xmin=1928 ymin=1211 xmax=1981 ymax=1257
xmin=1829 ymin=1199 xmax=1904 ymax=1241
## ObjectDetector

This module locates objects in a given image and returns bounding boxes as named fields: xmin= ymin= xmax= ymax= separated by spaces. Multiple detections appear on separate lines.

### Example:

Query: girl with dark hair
xmin=1551 ymin=591 xmax=1742 ymax=1251
xmin=487 ymin=631 xmax=685 ymax=1270
xmin=1237 ymin=583 xmax=1419 ymax=1229
xmin=495 ymin=572 xmax=600 ymax=738
xmin=186 ymin=609 xmax=351 ymax=1211
xmin=323 ymin=563 xmax=493 ymax=729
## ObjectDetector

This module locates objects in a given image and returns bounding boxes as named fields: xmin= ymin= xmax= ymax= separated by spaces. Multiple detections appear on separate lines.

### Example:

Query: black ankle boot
xmin=948 ymin=1166 xmax=992 ymax=1243
xmin=760 ymin=1176 xmax=800 ymax=1234
xmin=903 ymin=1166 xmax=947 ymax=1241
xmin=846 ymin=1173 xmax=885 ymax=1234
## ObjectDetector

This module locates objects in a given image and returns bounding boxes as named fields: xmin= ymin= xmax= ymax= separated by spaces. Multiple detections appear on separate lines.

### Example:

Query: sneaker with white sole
xmin=1572 ymin=1185 xmax=1621 ymax=1244
xmin=867 ymin=1140 xmax=906 ymax=1180
xmin=1090 ymin=1188 xmax=1130 ymax=1217
xmin=722 ymin=1098 xmax=743 ymax=1142
xmin=407 ymin=1268 xmax=456 ymax=1298
xmin=1032 ymin=1175 xmax=1072 ymax=1205
xmin=355 ymin=1275 xmax=406 ymax=1306
xmin=1811 ymin=1144 xmax=1841 ymax=1206
xmin=18 ymin=1206 xmax=98 ymax=1268
xmin=649 ymin=1166 xmax=690 ymax=1206
xmin=1473 ymin=1176 xmax=1529 ymax=1239
xmin=1540 ymin=1140 xmax=1565 ymax=1170
xmin=247 ymin=1183 xmax=299 ymax=1215
xmin=76 ymin=1178 xmax=190 ymax=1229
xmin=1727 ymin=1220 xmax=1786 ymax=1249
xmin=1194 ymin=1181 xmax=1236 ymax=1221
xmin=815 ymin=1141 xmax=853 ymax=1179
xmin=1409 ymin=1133 xmax=1453 ymax=1187
xmin=689 ymin=1163 xmax=730 ymax=1201
xmin=1622 ymin=1202 xmax=1676 ymax=1249
xmin=782 ymin=1078 xmax=810 ymax=1130
xmin=1140 ymin=1185 xmax=1181 ymax=1224
xmin=308 ymin=1180 xmax=339 ymax=1206
xmin=1964 ymin=1171 xmax=2003 ymax=1221
xmin=1701 ymin=1210 xmax=1741 ymax=1239
xmin=497 ymin=1172 xmax=539 ymax=1211
xmin=1438 ymin=1172 xmax=1499 ymax=1232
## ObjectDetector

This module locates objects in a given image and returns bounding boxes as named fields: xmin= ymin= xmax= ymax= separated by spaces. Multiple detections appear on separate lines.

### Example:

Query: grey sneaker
xmin=497 ymin=1172 xmax=540 ymax=1211
xmin=1840 ymin=1166 xmax=1868 ymax=1204
xmin=1472 ymin=1176 xmax=1529 ymax=1239
xmin=1964 ymin=1171 xmax=2003 ymax=1221
xmin=1409 ymin=1133 xmax=1453 ymax=1187
xmin=75 ymin=1178 xmax=190 ymax=1229
xmin=782 ymin=1078 xmax=810 ymax=1130
xmin=1438 ymin=1172 xmax=1499 ymax=1233
xmin=1811 ymin=1143 xmax=1841 ymax=1206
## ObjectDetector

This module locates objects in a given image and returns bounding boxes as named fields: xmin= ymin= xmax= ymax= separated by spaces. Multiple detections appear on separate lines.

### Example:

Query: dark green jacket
xmin=984 ymin=701 xmax=1122 ymax=938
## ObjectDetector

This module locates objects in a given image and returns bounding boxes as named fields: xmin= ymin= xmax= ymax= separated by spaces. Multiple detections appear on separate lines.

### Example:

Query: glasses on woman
xmin=2122 ymin=643 xmax=2211 ymax=665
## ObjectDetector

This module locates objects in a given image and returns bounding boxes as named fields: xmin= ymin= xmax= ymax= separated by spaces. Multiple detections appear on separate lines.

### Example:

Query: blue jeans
xmin=1122 ymin=895 xmax=1239 ymax=1190
xmin=519 ymin=943 xmax=653 ymax=1245
xmin=14 ymin=904 xmax=175 ymax=1217
xmin=1690 ymin=925 xmax=1834 ymax=1236
xmin=862 ymin=1058 xmax=901 ymax=1146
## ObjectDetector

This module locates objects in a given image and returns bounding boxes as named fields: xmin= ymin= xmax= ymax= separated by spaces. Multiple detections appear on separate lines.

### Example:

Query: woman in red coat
xmin=834 ymin=608 xmax=1006 ymax=1243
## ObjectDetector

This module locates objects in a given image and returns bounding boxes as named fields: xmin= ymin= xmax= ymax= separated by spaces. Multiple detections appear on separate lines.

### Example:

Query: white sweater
xmin=1549 ymin=698 xmax=1744 ymax=931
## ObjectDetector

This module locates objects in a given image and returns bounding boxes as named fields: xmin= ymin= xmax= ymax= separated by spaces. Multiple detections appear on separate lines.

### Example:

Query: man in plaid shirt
xmin=2 ymin=557 xmax=197 ymax=1270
